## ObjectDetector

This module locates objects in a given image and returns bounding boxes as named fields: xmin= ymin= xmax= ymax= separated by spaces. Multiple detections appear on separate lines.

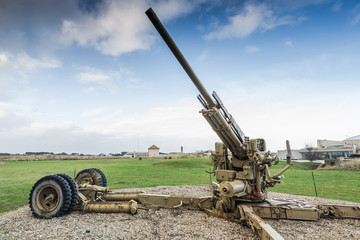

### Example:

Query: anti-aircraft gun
xmin=145 ymin=7 xmax=292 ymax=204
xmin=28 ymin=7 xmax=360 ymax=240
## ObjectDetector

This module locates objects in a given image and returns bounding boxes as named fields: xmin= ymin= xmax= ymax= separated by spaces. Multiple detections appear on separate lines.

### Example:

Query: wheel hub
xmin=36 ymin=184 xmax=60 ymax=213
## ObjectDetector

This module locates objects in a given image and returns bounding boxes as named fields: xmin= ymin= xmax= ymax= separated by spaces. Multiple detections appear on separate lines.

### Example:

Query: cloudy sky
xmin=1 ymin=0 xmax=359 ymax=154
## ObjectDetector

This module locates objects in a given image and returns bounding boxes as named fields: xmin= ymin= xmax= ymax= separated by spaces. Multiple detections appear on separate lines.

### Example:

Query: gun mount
xmin=145 ymin=7 xmax=291 ymax=202
xmin=28 ymin=7 xmax=360 ymax=240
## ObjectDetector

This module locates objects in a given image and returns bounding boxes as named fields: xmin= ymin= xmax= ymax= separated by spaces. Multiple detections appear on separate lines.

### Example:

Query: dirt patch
xmin=0 ymin=162 xmax=5 ymax=166
xmin=0 ymin=185 xmax=359 ymax=240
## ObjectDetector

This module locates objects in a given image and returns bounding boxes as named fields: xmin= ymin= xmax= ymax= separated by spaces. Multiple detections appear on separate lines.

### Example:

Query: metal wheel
xmin=75 ymin=168 xmax=107 ymax=187
xmin=29 ymin=175 xmax=72 ymax=218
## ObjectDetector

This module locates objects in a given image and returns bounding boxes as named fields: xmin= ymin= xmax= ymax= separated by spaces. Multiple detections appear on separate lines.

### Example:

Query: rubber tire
xmin=75 ymin=168 xmax=107 ymax=187
xmin=55 ymin=174 xmax=79 ymax=213
xmin=29 ymin=175 xmax=72 ymax=218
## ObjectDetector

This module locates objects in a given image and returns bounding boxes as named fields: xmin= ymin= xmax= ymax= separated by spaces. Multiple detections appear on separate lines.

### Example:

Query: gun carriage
xmin=29 ymin=8 xmax=360 ymax=240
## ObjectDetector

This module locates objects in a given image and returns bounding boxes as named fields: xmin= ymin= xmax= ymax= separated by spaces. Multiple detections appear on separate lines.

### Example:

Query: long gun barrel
xmin=145 ymin=8 xmax=215 ymax=108
xmin=146 ymin=8 xmax=245 ymax=157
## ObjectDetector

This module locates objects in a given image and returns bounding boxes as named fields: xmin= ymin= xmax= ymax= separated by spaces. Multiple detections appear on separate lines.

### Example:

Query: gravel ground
xmin=0 ymin=185 xmax=359 ymax=240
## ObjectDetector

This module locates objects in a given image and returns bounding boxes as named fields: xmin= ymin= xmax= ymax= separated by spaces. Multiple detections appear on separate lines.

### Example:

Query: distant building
xmin=148 ymin=145 xmax=160 ymax=157
xmin=317 ymin=136 xmax=360 ymax=149
xmin=123 ymin=151 xmax=148 ymax=158
xmin=136 ymin=152 xmax=149 ymax=157
xmin=277 ymin=149 xmax=302 ymax=160
xmin=344 ymin=135 xmax=360 ymax=148
xmin=120 ymin=152 xmax=128 ymax=156
xmin=300 ymin=148 xmax=353 ymax=160
xmin=121 ymin=145 xmax=162 ymax=158
xmin=123 ymin=152 xmax=135 ymax=158
xmin=299 ymin=135 xmax=359 ymax=160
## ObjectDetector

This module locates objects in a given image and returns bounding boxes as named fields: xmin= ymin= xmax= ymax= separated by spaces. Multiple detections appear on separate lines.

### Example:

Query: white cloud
xmin=351 ymin=4 xmax=360 ymax=25
xmin=0 ymin=53 xmax=9 ymax=65
xmin=353 ymin=15 xmax=360 ymax=25
xmin=2 ymin=82 xmax=359 ymax=154
xmin=152 ymin=0 xmax=208 ymax=21
xmin=0 ymin=52 xmax=60 ymax=71
xmin=0 ymin=102 xmax=32 ymax=131
xmin=75 ymin=66 xmax=144 ymax=93
xmin=245 ymin=46 xmax=260 ymax=53
xmin=61 ymin=0 xmax=208 ymax=56
xmin=331 ymin=1 xmax=342 ymax=12
xmin=0 ymin=0 xmax=209 ymax=57
xmin=206 ymin=3 xmax=305 ymax=40
xmin=197 ymin=50 xmax=209 ymax=61
xmin=82 ymin=87 xmax=96 ymax=94
xmin=123 ymin=78 xmax=144 ymax=89
xmin=0 ymin=52 xmax=61 ymax=99
xmin=221 ymin=86 xmax=360 ymax=152
xmin=15 ymin=53 xmax=61 ymax=70
xmin=76 ymin=67 xmax=117 ymax=93
xmin=61 ymin=1 xmax=151 ymax=56
xmin=206 ymin=4 xmax=269 ymax=39
xmin=0 ymin=98 xmax=216 ymax=154
xmin=0 ymin=102 xmax=112 ymax=153
xmin=284 ymin=40 xmax=293 ymax=47
xmin=77 ymin=98 xmax=215 ymax=152
xmin=266 ymin=0 xmax=331 ymax=12
xmin=76 ymin=72 xmax=110 ymax=84
xmin=81 ymin=108 xmax=109 ymax=118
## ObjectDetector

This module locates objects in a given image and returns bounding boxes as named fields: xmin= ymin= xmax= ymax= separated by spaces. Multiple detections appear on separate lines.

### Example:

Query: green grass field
xmin=0 ymin=158 xmax=359 ymax=214
xmin=269 ymin=161 xmax=360 ymax=201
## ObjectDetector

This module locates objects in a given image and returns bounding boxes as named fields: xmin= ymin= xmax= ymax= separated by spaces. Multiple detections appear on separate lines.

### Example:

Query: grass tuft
xmin=321 ymin=159 xmax=360 ymax=171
